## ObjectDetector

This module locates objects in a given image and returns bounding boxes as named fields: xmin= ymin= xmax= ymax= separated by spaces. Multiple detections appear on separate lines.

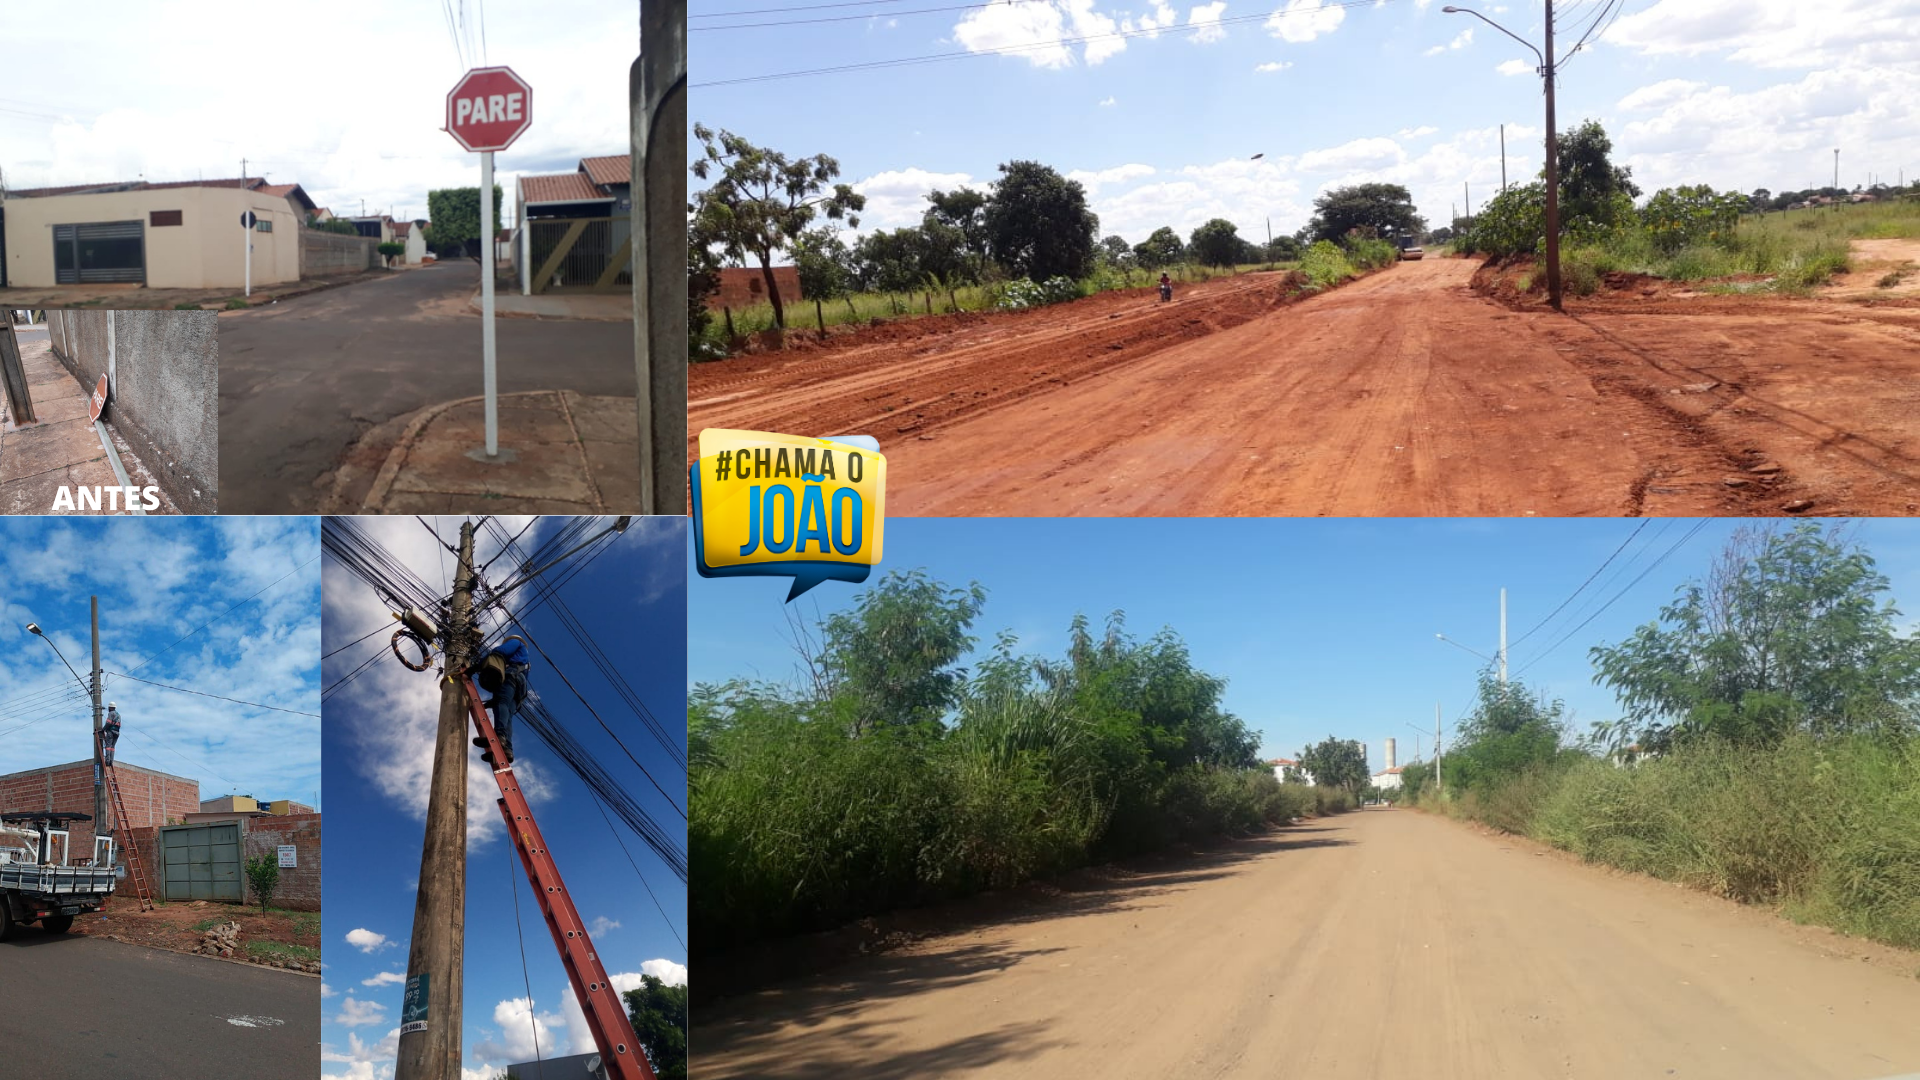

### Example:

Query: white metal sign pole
xmin=481 ymin=149 xmax=498 ymax=456
xmin=244 ymin=216 xmax=252 ymax=297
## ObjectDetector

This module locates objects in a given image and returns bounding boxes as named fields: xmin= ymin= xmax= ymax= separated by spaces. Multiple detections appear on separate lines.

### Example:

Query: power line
xmin=1515 ymin=520 xmax=1712 ymax=677
xmin=696 ymin=0 xmax=1399 ymax=87
xmin=697 ymin=0 xmax=982 ymax=16
xmin=697 ymin=0 xmax=1052 ymax=31
xmin=1508 ymin=519 xmax=1648 ymax=651
xmin=106 ymin=670 xmax=321 ymax=718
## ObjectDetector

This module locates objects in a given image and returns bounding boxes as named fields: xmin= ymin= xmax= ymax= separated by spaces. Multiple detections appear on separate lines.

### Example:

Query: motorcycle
xmin=1158 ymin=281 xmax=1173 ymax=302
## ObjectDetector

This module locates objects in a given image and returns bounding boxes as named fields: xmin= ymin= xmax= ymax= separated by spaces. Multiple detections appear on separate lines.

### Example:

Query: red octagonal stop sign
xmin=445 ymin=66 xmax=532 ymax=153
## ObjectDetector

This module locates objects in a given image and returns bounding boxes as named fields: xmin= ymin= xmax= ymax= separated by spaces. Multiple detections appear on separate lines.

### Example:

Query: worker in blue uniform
xmin=474 ymin=635 xmax=530 ymax=765
xmin=101 ymin=703 xmax=122 ymax=767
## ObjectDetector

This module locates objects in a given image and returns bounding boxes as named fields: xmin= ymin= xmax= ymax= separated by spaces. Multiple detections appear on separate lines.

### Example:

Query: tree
xmin=1188 ymin=218 xmax=1244 ymax=268
xmin=791 ymin=228 xmax=854 ymax=303
xmin=983 ymin=160 xmax=1099 ymax=282
xmin=687 ymin=212 xmax=723 ymax=348
xmin=1446 ymin=674 xmax=1567 ymax=791
xmin=1302 ymin=183 xmax=1424 ymax=245
xmin=1299 ymin=736 xmax=1369 ymax=800
xmin=1590 ymin=523 xmax=1920 ymax=754
xmin=1098 ymin=234 xmax=1135 ymax=269
xmin=1554 ymin=119 xmax=1640 ymax=230
xmin=624 ymin=974 xmax=687 ymax=1080
xmin=817 ymin=570 xmax=988 ymax=735
xmin=1265 ymin=235 xmax=1302 ymax=262
xmin=925 ymin=187 xmax=992 ymax=277
xmin=376 ymin=241 xmax=406 ymax=266
xmin=425 ymin=186 xmax=504 ymax=258
xmin=1133 ymin=226 xmax=1184 ymax=269
xmin=691 ymin=125 xmax=865 ymax=328
xmin=244 ymin=854 xmax=280 ymax=915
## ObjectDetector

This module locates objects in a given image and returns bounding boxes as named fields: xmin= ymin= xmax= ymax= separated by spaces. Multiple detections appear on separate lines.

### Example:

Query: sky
xmin=688 ymin=517 xmax=1920 ymax=769
xmin=0 ymin=516 xmax=321 ymax=806
xmin=319 ymin=516 xmax=687 ymax=1080
xmin=691 ymin=0 xmax=1920 ymax=248
xmin=1 ymin=0 xmax=635 ymax=226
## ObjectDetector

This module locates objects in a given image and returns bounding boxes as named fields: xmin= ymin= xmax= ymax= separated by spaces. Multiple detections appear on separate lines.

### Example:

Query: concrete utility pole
xmin=1498 ymin=587 xmax=1508 ymax=685
xmin=91 ymin=597 xmax=105 ymax=838
xmin=1541 ymin=0 xmax=1563 ymax=310
xmin=1435 ymin=703 xmax=1443 ymax=793
xmin=632 ymin=0 xmax=688 ymax=513
xmin=1500 ymin=124 xmax=1507 ymax=191
xmin=396 ymin=522 xmax=476 ymax=1080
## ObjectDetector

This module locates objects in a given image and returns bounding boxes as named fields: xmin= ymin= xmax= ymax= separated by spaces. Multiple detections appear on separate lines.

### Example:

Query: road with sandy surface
xmin=688 ymin=260 xmax=1920 ymax=516
xmin=694 ymin=810 xmax=1920 ymax=1080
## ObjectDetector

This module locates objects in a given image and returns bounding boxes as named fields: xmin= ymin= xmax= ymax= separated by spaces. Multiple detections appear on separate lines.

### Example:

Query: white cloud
xmin=1255 ymin=60 xmax=1293 ymax=72
xmin=1424 ymin=27 xmax=1472 ymax=55
xmin=1298 ymin=136 xmax=1406 ymax=173
xmin=1099 ymin=95 xmax=1118 ymax=106
xmin=1266 ymin=0 xmax=1346 ymax=43
xmin=1604 ymin=0 xmax=1919 ymax=70
xmin=1188 ymin=1 xmax=1229 ymax=43
xmin=321 ymin=983 xmax=338 ymax=999
xmin=1617 ymin=79 xmax=1708 ymax=111
xmin=321 ymin=1026 xmax=400 ymax=1080
xmin=852 ymin=167 xmax=980 ymax=231
xmin=951 ymin=0 xmax=1160 ymax=68
xmin=1496 ymin=58 xmax=1533 ymax=75
xmin=361 ymin=971 xmax=408 ymax=988
xmin=336 ymin=998 xmax=388 ymax=1028
xmin=588 ymin=916 xmax=621 ymax=936
xmin=1067 ymin=163 xmax=1157 ymax=192
xmin=1397 ymin=126 xmax=1438 ymax=139
xmin=344 ymin=928 xmax=392 ymax=954
xmin=1087 ymin=155 xmax=1304 ymax=244
xmin=642 ymin=959 xmax=690 ymax=986
xmin=473 ymin=996 xmax=571 ymax=1064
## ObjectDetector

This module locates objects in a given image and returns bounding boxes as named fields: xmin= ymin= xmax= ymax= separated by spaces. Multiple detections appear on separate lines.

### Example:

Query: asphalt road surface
xmin=0 ymin=930 xmax=319 ymax=1079
xmin=689 ymin=260 xmax=1920 ymax=516
xmin=695 ymin=810 xmax=1920 ymax=1080
xmin=217 ymin=260 xmax=635 ymax=513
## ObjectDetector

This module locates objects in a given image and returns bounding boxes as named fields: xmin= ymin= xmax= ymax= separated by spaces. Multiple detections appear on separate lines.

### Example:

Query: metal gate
xmin=159 ymin=822 xmax=242 ymax=902
xmin=53 ymin=220 xmax=145 ymax=285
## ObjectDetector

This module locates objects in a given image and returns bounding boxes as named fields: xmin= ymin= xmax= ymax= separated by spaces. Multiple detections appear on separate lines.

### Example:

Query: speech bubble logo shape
xmin=691 ymin=429 xmax=886 ymax=601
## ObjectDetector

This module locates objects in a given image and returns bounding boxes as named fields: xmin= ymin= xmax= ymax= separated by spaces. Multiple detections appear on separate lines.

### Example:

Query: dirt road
xmin=694 ymin=811 xmax=1920 ymax=1080
xmin=687 ymin=261 xmax=1920 ymax=515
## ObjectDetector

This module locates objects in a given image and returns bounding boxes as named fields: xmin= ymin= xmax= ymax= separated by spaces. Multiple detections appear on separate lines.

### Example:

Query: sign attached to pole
xmin=240 ymin=210 xmax=257 ymax=298
xmin=400 ymin=972 xmax=430 ymax=1035
xmin=445 ymin=66 xmax=532 ymax=460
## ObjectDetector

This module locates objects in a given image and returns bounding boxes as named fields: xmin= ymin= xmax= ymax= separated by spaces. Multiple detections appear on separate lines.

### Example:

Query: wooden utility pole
xmin=396 ymin=522 xmax=476 ymax=1080
xmin=633 ymin=0 xmax=688 ymax=513
xmin=1542 ymin=0 xmax=1564 ymax=310
xmin=91 ymin=597 xmax=105 ymax=839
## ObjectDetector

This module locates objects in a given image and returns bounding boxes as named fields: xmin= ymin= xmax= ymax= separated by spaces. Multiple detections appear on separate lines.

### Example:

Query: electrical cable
xmin=1515 ymin=519 xmax=1712 ymax=677
xmin=1508 ymin=519 xmax=1648 ymax=651
xmin=697 ymin=0 xmax=1054 ymax=31
xmin=589 ymin=791 xmax=686 ymax=954
xmin=507 ymin=852 xmax=545 ymax=1077
xmin=105 ymin=671 xmax=320 ymax=717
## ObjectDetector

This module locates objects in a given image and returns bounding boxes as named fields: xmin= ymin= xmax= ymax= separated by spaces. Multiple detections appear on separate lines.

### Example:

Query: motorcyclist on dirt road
xmin=1159 ymin=273 xmax=1173 ymax=302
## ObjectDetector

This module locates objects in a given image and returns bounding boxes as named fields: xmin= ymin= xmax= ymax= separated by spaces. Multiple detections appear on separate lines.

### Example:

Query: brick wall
xmin=0 ymin=760 xmax=198 ymax=858
xmin=242 ymin=813 xmax=321 ymax=911
xmin=299 ymin=227 xmax=379 ymax=277
xmin=710 ymin=265 xmax=802 ymax=312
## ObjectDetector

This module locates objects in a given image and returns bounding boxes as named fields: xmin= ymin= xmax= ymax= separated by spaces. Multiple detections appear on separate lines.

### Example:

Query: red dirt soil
xmin=687 ymin=260 xmax=1920 ymax=516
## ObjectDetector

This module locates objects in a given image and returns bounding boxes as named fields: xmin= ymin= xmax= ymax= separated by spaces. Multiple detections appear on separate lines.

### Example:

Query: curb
xmin=356 ymin=389 xmax=594 ymax=512
xmin=85 ymin=932 xmax=322 ymax=978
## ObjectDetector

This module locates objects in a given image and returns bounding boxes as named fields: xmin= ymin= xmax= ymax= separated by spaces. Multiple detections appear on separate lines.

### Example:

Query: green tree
xmin=984 ymin=160 xmax=1099 ymax=282
xmin=425 ymin=186 xmax=504 ymax=258
xmin=1555 ymin=119 xmax=1640 ymax=230
xmin=926 ymin=187 xmax=992 ymax=277
xmin=1188 ymin=218 xmax=1244 ymax=268
xmin=1446 ymin=674 xmax=1567 ymax=791
xmin=624 ymin=974 xmax=687 ymax=1080
xmin=791 ymin=227 xmax=854 ymax=303
xmin=376 ymin=241 xmax=406 ymax=266
xmin=691 ymin=125 xmax=865 ymax=329
xmin=688 ymin=212 xmax=723 ymax=348
xmin=1299 ymin=736 xmax=1369 ymax=800
xmin=1097 ymin=234 xmax=1135 ymax=269
xmin=1132 ymin=226 xmax=1184 ymax=269
xmin=1301 ymin=183 xmax=1424 ymax=245
xmin=817 ymin=570 xmax=988 ymax=735
xmin=1265 ymin=235 xmax=1302 ymax=262
xmin=244 ymin=854 xmax=280 ymax=915
xmin=1590 ymin=523 xmax=1920 ymax=754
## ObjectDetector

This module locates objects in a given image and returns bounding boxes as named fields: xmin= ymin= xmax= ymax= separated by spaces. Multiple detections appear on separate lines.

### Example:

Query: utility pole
xmin=396 ymin=522 xmax=476 ymax=1080
xmin=1500 ymin=124 xmax=1507 ymax=191
xmin=1834 ymin=148 xmax=1840 ymax=191
xmin=1498 ymin=587 xmax=1508 ymax=685
xmin=91 ymin=597 xmax=105 ymax=840
xmin=240 ymin=157 xmax=247 ymax=178
xmin=1542 ymin=0 xmax=1563 ymax=310
xmin=1435 ymin=703 xmax=1443 ymax=793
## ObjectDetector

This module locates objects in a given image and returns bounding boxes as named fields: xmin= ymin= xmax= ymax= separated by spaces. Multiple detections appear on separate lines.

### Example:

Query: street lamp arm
xmin=1441 ymin=6 xmax=1544 ymax=68
xmin=1435 ymin=632 xmax=1495 ymax=665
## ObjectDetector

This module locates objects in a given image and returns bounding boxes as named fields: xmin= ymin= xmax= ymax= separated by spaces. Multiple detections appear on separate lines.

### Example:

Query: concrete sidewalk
xmin=0 ymin=267 xmax=405 ymax=311
xmin=469 ymin=289 xmax=633 ymax=322
xmin=326 ymin=390 xmax=643 ymax=512
xmin=0 ymin=338 xmax=175 ymax=514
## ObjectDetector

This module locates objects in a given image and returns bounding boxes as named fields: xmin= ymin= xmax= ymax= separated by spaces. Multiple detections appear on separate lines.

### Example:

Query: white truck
xmin=0 ymin=812 xmax=119 ymax=939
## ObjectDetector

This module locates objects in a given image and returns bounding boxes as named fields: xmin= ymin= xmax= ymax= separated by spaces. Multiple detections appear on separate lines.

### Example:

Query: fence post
xmin=925 ymin=291 xmax=932 ymax=314
xmin=845 ymin=296 xmax=858 ymax=320
xmin=631 ymin=0 xmax=689 ymax=513
xmin=815 ymin=297 xmax=825 ymax=334
xmin=723 ymin=305 xmax=735 ymax=339
xmin=0 ymin=319 xmax=34 ymax=424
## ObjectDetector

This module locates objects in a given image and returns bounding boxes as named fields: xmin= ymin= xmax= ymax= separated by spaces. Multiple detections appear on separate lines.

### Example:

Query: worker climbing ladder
xmin=100 ymin=760 xmax=155 ymax=911
xmin=462 ymin=673 xmax=653 ymax=1080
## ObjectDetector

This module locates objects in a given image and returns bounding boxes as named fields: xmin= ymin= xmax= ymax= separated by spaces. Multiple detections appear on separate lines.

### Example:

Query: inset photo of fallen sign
xmin=0 ymin=309 xmax=216 ymax=514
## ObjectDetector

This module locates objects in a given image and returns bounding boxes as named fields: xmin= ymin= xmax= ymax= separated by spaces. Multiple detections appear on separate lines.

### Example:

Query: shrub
xmin=1298 ymin=241 xmax=1355 ymax=289
xmin=1641 ymin=185 xmax=1748 ymax=254
xmin=992 ymin=275 xmax=1083 ymax=310
xmin=244 ymin=854 xmax=280 ymax=915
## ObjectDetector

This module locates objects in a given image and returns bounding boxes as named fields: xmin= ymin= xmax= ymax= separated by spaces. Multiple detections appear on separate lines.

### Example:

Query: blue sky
xmin=1 ymin=0 xmax=633 ymax=226
xmin=689 ymin=518 xmax=1920 ymax=768
xmin=692 ymin=0 xmax=1920 ymax=246
xmin=320 ymin=517 xmax=686 ymax=1080
xmin=0 ymin=516 xmax=320 ymax=807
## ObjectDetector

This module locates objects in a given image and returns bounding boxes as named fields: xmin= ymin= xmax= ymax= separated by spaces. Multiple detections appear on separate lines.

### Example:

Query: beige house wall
xmin=404 ymin=227 xmax=428 ymax=264
xmin=3 ymin=187 xmax=302 ymax=289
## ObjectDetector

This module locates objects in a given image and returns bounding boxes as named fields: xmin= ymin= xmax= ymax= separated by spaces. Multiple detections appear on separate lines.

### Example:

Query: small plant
xmin=244 ymin=854 xmax=280 ymax=915
xmin=224 ymin=297 xmax=251 ymax=310
xmin=992 ymin=276 xmax=1082 ymax=311
xmin=377 ymin=241 xmax=407 ymax=265
xmin=172 ymin=302 xmax=202 ymax=311
xmin=1877 ymin=267 xmax=1911 ymax=288
xmin=1297 ymin=241 xmax=1355 ymax=289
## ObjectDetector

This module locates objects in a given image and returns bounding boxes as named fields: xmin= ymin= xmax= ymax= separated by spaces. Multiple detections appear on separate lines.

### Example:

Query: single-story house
xmin=0 ymin=176 xmax=315 ymax=289
xmin=392 ymin=220 xmax=430 ymax=265
xmin=347 ymin=215 xmax=396 ymax=244
xmin=511 ymin=154 xmax=632 ymax=292
xmin=1270 ymin=757 xmax=1312 ymax=785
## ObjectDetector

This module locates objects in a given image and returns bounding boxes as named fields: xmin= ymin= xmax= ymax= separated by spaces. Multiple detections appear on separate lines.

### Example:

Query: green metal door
xmin=160 ymin=823 xmax=242 ymax=902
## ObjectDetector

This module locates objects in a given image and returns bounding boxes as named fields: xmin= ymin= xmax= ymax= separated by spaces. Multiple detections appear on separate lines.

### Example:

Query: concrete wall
xmin=299 ymin=227 xmax=379 ymax=277
xmin=2 ymin=187 xmax=300 ymax=289
xmin=0 ymin=760 xmax=199 ymax=861
xmin=46 ymin=309 xmax=219 ymax=513
xmin=241 ymin=813 xmax=321 ymax=911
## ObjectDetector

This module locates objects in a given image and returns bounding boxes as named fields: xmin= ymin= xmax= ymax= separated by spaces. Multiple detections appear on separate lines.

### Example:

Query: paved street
xmin=217 ymin=259 xmax=635 ymax=513
xmin=0 ymin=930 xmax=318 ymax=1079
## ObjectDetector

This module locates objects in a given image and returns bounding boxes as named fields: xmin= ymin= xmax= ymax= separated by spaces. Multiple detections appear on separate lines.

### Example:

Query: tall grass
xmin=1439 ymin=735 xmax=1920 ymax=948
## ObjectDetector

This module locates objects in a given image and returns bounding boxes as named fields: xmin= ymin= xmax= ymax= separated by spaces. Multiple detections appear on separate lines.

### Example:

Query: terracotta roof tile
xmin=520 ymin=172 xmax=608 ymax=204
xmin=580 ymin=155 xmax=630 ymax=188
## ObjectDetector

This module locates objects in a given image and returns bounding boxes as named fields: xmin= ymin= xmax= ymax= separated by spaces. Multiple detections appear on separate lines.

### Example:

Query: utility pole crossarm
xmin=462 ymin=675 xmax=653 ymax=1080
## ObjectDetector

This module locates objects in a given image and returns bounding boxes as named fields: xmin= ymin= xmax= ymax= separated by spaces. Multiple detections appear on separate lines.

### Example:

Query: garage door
xmin=53 ymin=220 xmax=145 ymax=285
xmin=160 ymin=822 xmax=242 ymax=902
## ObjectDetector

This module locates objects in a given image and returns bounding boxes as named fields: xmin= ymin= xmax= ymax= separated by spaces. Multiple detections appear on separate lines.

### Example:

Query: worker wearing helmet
xmin=474 ymin=636 xmax=530 ymax=765
xmin=101 ymin=703 xmax=122 ymax=767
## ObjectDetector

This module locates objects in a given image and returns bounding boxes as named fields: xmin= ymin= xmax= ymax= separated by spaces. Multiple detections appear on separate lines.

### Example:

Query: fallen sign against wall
xmin=89 ymin=374 xmax=108 ymax=423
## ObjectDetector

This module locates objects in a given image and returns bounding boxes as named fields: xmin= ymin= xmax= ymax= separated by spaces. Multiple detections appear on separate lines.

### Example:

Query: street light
xmin=26 ymin=622 xmax=88 ymax=694
xmin=1435 ymin=632 xmax=1497 ymax=668
xmin=1443 ymin=3 xmax=1563 ymax=311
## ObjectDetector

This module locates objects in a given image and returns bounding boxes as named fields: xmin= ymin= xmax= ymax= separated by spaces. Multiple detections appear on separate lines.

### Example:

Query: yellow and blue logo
xmin=691 ymin=428 xmax=885 ymax=600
